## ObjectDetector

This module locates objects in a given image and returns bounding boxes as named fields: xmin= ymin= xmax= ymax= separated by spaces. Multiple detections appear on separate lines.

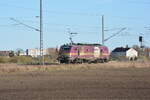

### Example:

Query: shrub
xmin=9 ymin=57 xmax=18 ymax=63
xmin=16 ymin=56 xmax=35 ymax=64
xmin=0 ymin=57 xmax=9 ymax=63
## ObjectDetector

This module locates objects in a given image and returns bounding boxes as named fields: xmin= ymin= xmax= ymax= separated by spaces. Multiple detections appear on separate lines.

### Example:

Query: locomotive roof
xmin=62 ymin=43 xmax=103 ymax=46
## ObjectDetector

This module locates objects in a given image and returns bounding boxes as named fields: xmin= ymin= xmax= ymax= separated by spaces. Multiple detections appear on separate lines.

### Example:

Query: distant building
xmin=111 ymin=47 xmax=138 ymax=60
xmin=0 ymin=51 xmax=11 ymax=57
xmin=19 ymin=51 xmax=27 ymax=56
xmin=26 ymin=48 xmax=49 ymax=57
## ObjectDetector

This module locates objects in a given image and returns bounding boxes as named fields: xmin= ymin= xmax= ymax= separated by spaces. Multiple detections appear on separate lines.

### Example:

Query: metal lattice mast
xmin=102 ymin=15 xmax=105 ymax=45
xmin=40 ymin=0 xmax=44 ymax=65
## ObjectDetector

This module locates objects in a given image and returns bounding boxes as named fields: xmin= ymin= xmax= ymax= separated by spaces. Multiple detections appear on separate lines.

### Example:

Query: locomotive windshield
xmin=61 ymin=46 xmax=71 ymax=51
xmin=63 ymin=47 xmax=71 ymax=50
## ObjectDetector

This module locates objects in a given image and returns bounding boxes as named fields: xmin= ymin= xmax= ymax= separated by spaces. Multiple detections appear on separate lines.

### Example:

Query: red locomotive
xmin=57 ymin=43 xmax=110 ymax=63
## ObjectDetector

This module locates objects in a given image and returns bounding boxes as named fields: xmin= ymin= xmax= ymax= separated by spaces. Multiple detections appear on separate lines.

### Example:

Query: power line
xmin=127 ymin=0 xmax=150 ymax=5
xmin=0 ymin=17 xmax=103 ymax=29
xmin=104 ymin=28 xmax=127 ymax=42
xmin=0 ymin=2 xmax=149 ymax=25
xmin=10 ymin=18 xmax=40 ymax=31
xmin=0 ymin=2 xmax=101 ymax=17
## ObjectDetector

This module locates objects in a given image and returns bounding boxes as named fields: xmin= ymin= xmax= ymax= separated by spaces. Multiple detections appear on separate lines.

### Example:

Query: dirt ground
xmin=0 ymin=63 xmax=150 ymax=100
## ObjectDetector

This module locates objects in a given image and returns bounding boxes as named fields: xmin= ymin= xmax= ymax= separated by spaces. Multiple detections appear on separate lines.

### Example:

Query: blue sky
xmin=0 ymin=0 xmax=150 ymax=51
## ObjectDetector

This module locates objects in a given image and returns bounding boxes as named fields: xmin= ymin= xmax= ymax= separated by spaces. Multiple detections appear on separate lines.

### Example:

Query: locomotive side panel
xmin=99 ymin=46 xmax=110 ymax=60
xmin=70 ymin=46 xmax=93 ymax=58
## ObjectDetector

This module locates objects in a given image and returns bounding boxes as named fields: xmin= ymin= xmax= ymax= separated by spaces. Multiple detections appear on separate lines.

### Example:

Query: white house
xmin=126 ymin=48 xmax=138 ymax=60
xmin=26 ymin=49 xmax=49 ymax=57
xmin=111 ymin=47 xmax=138 ymax=60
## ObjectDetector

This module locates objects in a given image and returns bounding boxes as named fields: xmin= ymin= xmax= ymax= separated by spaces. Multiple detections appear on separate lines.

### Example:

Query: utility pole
xmin=102 ymin=15 xmax=104 ymax=45
xmin=10 ymin=1 xmax=44 ymax=65
xmin=40 ymin=0 xmax=44 ymax=65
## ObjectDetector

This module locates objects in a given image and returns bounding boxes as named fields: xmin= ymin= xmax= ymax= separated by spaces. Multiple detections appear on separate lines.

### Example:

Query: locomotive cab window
xmin=62 ymin=47 xmax=71 ymax=51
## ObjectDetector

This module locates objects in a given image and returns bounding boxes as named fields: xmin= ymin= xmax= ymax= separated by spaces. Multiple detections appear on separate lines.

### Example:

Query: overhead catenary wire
xmin=10 ymin=18 xmax=40 ymax=31
xmin=1 ymin=0 xmax=150 ymax=48
xmin=0 ymin=1 xmax=149 ymax=20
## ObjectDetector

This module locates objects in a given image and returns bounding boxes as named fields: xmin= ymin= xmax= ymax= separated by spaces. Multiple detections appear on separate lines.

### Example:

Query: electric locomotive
xmin=57 ymin=43 xmax=110 ymax=63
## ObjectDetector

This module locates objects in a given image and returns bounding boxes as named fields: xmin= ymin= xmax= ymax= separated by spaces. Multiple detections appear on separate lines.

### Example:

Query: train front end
xmin=57 ymin=45 xmax=72 ymax=63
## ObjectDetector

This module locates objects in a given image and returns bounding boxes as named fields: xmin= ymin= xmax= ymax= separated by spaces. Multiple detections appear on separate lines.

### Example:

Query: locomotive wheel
xmin=104 ymin=59 xmax=109 ymax=63
xmin=73 ymin=58 xmax=83 ymax=64
xmin=98 ymin=59 xmax=105 ymax=63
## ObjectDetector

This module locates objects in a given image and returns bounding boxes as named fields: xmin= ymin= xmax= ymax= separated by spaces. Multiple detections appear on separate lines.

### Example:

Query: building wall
xmin=0 ymin=51 xmax=10 ymax=56
xmin=19 ymin=52 xmax=27 ymax=56
xmin=111 ymin=52 xmax=126 ymax=57
xmin=126 ymin=48 xmax=138 ymax=59
xmin=27 ymin=49 xmax=49 ymax=57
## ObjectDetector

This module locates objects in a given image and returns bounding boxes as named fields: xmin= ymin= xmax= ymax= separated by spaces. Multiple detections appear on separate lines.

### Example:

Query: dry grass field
xmin=0 ymin=61 xmax=150 ymax=100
